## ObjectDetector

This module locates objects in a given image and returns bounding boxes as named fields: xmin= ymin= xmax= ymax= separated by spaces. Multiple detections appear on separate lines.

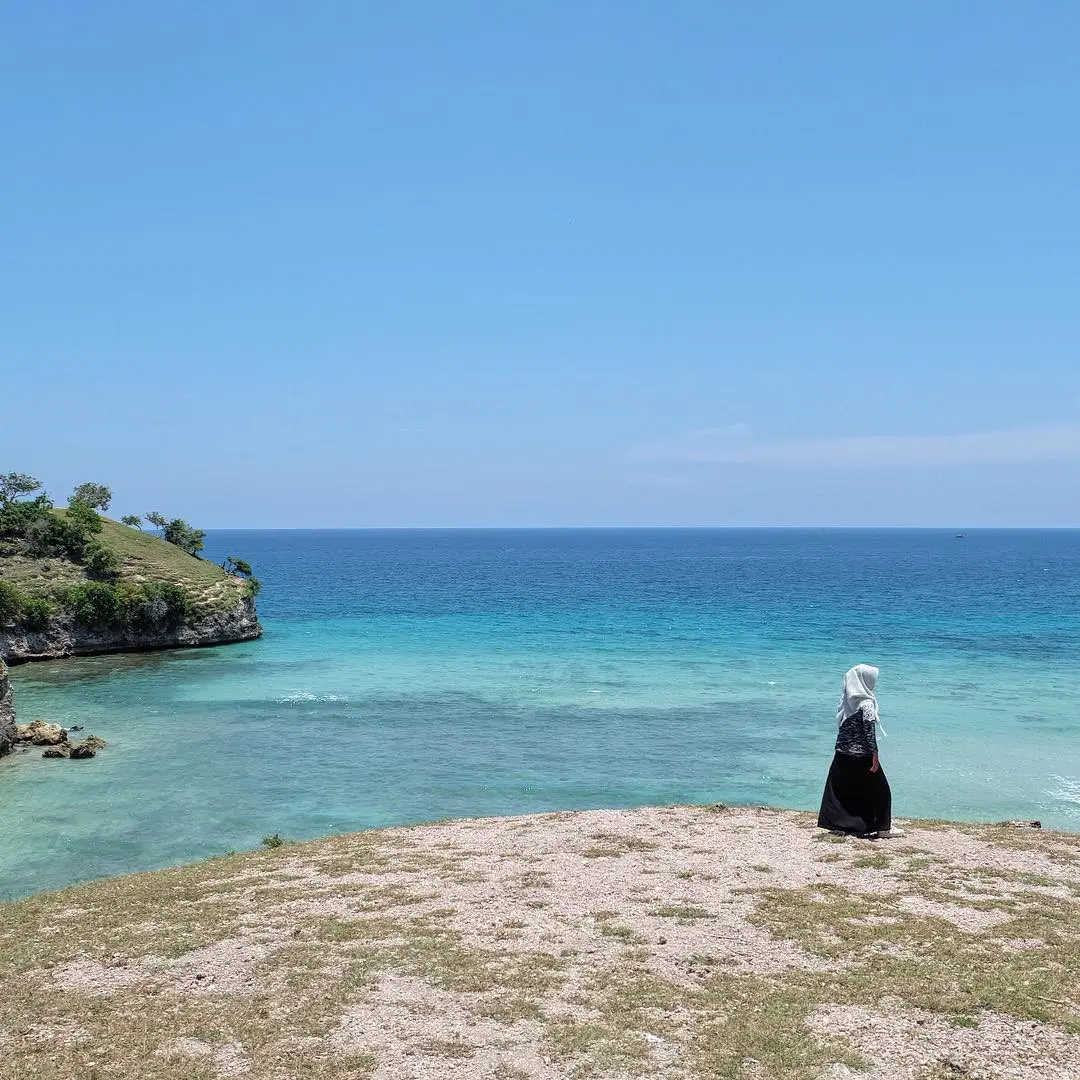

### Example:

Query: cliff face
xmin=0 ymin=659 xmax=15 ymax=756
xmin=0 ymin=595 xmax=261 ymax=665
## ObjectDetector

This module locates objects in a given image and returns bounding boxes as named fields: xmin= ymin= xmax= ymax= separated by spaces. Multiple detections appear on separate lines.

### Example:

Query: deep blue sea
xmin=2 ymin=529 xmax=1079 ymax=900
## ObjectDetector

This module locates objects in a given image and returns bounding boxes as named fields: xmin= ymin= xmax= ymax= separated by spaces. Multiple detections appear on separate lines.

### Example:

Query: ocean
xmin=2 ymin=528 xmax=1078 ymax=900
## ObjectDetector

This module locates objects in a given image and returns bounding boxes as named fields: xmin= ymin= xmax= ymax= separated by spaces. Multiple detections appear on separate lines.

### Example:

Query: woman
xmin=818 ymin=664 xmax=898 ymax=839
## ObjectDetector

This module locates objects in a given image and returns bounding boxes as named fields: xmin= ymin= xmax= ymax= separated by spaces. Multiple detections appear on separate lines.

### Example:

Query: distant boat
xmin=955 ymin=533 xmax=966 ymax=539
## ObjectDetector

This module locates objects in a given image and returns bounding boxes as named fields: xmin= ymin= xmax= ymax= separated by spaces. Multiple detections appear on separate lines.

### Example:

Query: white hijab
xmin=837 ymin=664 xmax=879 ymax=725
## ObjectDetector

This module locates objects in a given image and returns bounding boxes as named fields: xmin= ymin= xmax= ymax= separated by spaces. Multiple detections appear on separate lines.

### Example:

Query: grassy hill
xmin=0 ymin=512 xmax=244 ymax=618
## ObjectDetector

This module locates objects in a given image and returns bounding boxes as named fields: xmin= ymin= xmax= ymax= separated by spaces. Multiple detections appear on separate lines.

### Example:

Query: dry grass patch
xmin=582 ymin=832 xmax=659 ymax=858
xmin=651 ymin=904 xmax=716 ymax=921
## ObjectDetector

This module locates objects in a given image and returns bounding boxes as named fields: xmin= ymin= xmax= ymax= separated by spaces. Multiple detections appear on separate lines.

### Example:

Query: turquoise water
xmin=2 ymin=528 xmax=1078 ymax=899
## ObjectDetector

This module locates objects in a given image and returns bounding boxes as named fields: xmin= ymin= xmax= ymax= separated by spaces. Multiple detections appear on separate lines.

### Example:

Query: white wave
xmin=1047 ymin=775 xmax=1080 ymax=805
xmin=277 ymin=691 xmax=349 ymax=705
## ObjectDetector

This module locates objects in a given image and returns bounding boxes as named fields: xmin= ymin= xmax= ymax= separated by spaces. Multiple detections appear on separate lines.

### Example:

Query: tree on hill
xmin=223 ymin=556 xmax=253 ymax=577
xmin=0 ymin=473 xmax=44 ymax=510
xmin=22 ymin=499 xmax=101 ymax=560
xmin=121 ymin=514 xmax=143 ymax=529
xmin=0 ymin=474 xmax=52 ymax=541
xmin=145 ymin=512 xmax=167 ymax=535
xmin=70 ymin=483 xmax=112 ymax=512
xmin=162 ymin=518 xmax=206 ymax=558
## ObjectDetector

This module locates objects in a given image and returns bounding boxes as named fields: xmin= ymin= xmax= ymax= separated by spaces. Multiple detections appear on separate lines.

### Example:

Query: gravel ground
xmin=3 ymin=805 xmax=1079 ymax=1079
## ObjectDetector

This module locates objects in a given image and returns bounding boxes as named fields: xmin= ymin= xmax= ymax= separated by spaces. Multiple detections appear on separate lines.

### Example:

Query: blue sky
xmin=3 ymin=2 xmax=1079 ymax=527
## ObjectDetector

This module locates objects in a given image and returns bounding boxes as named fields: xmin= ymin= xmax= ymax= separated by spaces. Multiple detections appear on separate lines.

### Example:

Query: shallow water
xmin=2 ymin=528 xmax=1078 ymax=899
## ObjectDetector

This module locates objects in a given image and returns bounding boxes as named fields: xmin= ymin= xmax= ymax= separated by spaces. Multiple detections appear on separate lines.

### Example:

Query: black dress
xmin=817 ymin=703 xmax=892 ymax=836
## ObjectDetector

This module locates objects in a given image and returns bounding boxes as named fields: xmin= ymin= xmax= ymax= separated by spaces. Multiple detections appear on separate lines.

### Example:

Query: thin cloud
xmin=683 ymin=422 xmax=752 ymax=440
xmin=633 ymin=425 xmax=1080 ymax=468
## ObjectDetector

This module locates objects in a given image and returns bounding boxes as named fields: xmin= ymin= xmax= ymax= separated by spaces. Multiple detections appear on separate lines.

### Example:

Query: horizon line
xmin=194 ymin=524 xmax=1080 ymax=532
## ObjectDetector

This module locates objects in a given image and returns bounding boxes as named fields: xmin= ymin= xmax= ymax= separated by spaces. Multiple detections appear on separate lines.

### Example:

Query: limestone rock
xmin=0 ymin=659 xmax=15 ymax=756
xmin=0 ymin=594 xmax=261 ymax=664
xmin=68 ymin=742 xmax=96 ymax=760
xmin=42 ymin=744 xmax=71 ymax=759
xmin=82 ymin=735 xmax=107 ymax=751
xmin=16 ymin=720 xmax=67 ymax=746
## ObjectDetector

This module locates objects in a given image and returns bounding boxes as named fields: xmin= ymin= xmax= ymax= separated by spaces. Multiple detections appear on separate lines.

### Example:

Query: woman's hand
xmin=870 ymin=753 xmax=880 ymax=773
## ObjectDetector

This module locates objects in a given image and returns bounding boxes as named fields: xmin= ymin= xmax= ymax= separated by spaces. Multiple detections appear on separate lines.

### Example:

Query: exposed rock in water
xmin=16 ymin=720 xmax=68 ymax=746
xmin=0 ymin=659 xmax=15 ymax=756
xmin=39 ymin=735 xmax=104 ymax=760
xmin=0 ymin=595 xmax=261 ymax=665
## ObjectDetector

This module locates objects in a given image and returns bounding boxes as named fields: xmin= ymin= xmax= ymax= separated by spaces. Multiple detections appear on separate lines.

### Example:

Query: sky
xmin=2 ymin=2 xmax=1079 ymax=527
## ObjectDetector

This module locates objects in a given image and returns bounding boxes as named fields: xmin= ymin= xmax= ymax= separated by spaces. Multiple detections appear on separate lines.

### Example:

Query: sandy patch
xmin=810 ymin=1002 xmax=1080 ymax=1080
xmin=53 ymin=932 xmax=287 ymax=997
xmin=896 ymin=894 xmax=1013 ymax=932
xmin=333 ymin=974 xmax=564 ymax=1080
xmin=159 ymin=1036 xmax=251 ymax=1077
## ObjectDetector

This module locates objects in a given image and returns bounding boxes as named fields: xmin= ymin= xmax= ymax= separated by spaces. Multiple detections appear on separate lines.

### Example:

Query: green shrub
xmin=0 ymin=494 xmax=53 ymax=540
xmin=0 ymin=582 xmax=54 ymax=629
xmin=0 ymin=581 xmax=27 ymax=622
xmin=62 ymin=582 xmax=125 ymax=627
xmin=83 ymin=540 xmax=121 ymax=580
xmin=66 ymin=501 xmax=102 ymax=537
xmin=58 ymin=580 xmax=194 ymax=630
xmin=139 ymin=581 xmax=191 ymax=624
xmin=244 ymin=577 xmax=262 ymax=599
xmin=26 ymin=514 xmax=95 ymax=559
xmin=20 ymin=597 xmax=55 ymax=631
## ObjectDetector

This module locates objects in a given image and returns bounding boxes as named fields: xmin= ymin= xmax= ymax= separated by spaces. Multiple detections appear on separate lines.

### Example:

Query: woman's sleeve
xmin=860 ymin=702 xmax=879 ymax=753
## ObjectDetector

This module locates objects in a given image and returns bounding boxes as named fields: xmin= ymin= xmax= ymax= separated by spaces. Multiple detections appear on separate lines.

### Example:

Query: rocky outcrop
xmin=43 ymin=738 xmax=101 ymax=759
xmin=25 ymin=731 xmax=105 ymax=759
xmin=16 ymin=720 xmax=67 ymax=746
xmin=0 ymin=595 xmax=261 ymax=665
xmin=0 ymin=659 xmax=15 ymax=756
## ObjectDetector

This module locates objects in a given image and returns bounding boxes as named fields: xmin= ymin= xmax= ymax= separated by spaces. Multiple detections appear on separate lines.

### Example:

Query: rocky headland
xmin=0 ymin=475 xmax=263 ymax=745
xmin=0 ymin=592 xmax=260 ymax=664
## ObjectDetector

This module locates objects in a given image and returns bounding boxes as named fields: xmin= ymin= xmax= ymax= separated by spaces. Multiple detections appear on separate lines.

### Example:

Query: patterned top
xmin=835 ymin=700 xmax=878 ymax=757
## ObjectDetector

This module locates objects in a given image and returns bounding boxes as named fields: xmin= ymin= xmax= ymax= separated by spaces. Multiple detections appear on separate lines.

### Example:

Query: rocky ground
xmin=1 ymin=806 xmax=1078 ymax=1080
